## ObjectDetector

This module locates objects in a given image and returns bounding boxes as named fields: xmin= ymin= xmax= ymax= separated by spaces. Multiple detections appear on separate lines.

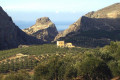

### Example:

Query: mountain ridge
xmin=54 ymin=3 xmax=120 ymax=47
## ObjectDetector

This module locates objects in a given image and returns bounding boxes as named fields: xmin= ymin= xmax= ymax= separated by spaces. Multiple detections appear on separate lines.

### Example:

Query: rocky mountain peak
xmin=23 ymin=17 xmax=58 ymax=42
xmin=23 ymin=17 xmax=56 ymax=34
xmin=36 ymin=17 xmax=51 ymax=24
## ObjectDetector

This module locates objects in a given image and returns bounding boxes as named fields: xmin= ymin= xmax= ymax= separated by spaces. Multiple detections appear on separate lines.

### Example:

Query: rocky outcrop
xmin=0 ymin=6 xmax=44 ymax=50
xmin=54 ymin=3 xmax=120 ymax=41
xmin=23 ymin=17 xmax=58 ymax=42
xmin=85 ymin=3 xmax=120 ymax=18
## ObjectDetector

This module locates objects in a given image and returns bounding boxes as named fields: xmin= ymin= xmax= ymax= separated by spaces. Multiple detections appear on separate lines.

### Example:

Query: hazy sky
xmin=1 ymin=0 xmax=120 ymax=21
xmin=1 ymin=0 xmax=120 ymax=29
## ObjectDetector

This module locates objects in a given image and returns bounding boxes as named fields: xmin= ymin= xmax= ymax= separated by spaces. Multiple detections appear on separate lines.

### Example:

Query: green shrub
xmin=77 ymin=57 xmax=112 ymax=80
xmin=4 ymin=70 xmax=31 ymax=80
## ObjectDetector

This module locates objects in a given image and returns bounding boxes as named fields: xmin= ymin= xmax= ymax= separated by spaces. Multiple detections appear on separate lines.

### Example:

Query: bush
xmin=77 ymin=57 xmax=112 ymax=80
xmin=4 ymin=70 xmax=31 ymax=80
xmin=108 ymin=60 xmax=120 ymax=77
xmin=64 ymin=65 xmax=77 ymax=80
xmin=34 ymin=56 xmax=66 ymax=80
xmin=34 ymin=63 xmax=49 ymax=80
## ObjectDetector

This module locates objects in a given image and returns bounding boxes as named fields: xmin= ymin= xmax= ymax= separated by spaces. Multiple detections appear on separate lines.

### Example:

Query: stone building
xmin=65 ymin=43 xmax=75 ymax=48
xmin=57 ymin=41 xmax=65 ymax=47
xmin=57 ymin=41 xmax=75 ymax=48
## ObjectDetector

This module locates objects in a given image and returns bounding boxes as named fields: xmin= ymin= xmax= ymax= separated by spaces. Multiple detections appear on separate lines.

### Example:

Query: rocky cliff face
xmin=55 ymin=3 xmax=120 ymax=41
xmin=85 ymin=3 xmax=120 ymax=18
xmin=0 ymin=6 xmax=43 ymax=50
xmin=82 ymin=3 xmax=120 ymax=31
xmin=54 ymin=18 xmax=81 ymax=41
xmin=23 ymin=17 xmax=58 ymax=42
xmin=54 ymin=3 xmax=120 ymax=47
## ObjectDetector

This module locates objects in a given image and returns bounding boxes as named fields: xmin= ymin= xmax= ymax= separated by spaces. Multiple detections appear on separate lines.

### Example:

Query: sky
xmin=1 ymin=0 xmax=120 ymax=29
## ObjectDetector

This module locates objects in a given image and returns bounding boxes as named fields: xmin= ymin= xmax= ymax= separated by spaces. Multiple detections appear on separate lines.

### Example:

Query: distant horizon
xmin=15 ymin=20 xmax=73 ymax=31
xmin=1 ymin=0 xmax=120 ymax=30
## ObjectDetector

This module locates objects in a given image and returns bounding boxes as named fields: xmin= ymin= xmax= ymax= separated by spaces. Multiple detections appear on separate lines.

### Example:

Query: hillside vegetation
xmin=0 ymin=42 xmax=120 ymax=80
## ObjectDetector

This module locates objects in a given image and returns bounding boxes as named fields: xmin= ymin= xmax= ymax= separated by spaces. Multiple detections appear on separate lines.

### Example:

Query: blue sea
xmin=56 ymin=24 xmax=69 ymax=31
xmin=14 ymin=21 xmax=73 ymax=31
